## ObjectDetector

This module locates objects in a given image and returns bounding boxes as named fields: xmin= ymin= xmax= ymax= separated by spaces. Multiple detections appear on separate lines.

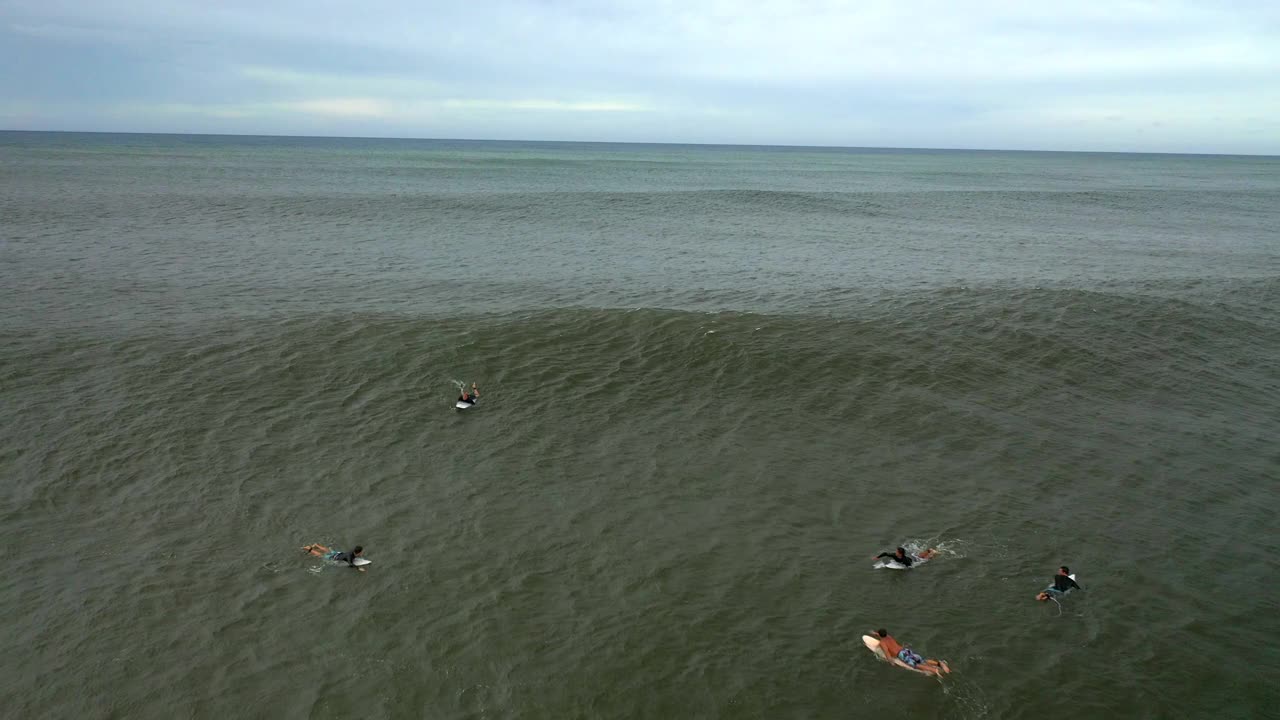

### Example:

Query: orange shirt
xmin=878 ymin=635 xmax=903 ymax=658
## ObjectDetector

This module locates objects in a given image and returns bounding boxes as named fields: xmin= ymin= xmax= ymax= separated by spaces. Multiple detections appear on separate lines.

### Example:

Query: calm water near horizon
xmin=2 ymin=131 xmax=1278 ymax=718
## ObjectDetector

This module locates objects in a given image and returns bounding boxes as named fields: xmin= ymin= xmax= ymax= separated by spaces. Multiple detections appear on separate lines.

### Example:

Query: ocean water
xmin=1 ymin=131 xmax=1278 ymax=719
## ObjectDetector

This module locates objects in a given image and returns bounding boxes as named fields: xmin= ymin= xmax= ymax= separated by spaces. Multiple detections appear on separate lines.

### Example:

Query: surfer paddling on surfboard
xmin=1036 ymin=566 xmax=1082 ymax=601
xmin=303 ymin=544 xmax=369 ymax=570
xmin=872 ymin=546 xmax=938 ymax=568
xmin=869 ymin=629 xmax=951 ymax=676
xmin=458 ymin=382 xmax=479 ymax=406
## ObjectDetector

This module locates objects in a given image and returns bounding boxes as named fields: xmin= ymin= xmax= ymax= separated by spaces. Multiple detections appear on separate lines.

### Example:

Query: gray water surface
xmin=2 ymin=132 xmax=1278 ymax=719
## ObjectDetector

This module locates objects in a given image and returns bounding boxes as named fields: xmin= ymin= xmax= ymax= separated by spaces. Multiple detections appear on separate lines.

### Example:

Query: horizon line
xmin=2 ymin=128 xmax=1275 ymax=159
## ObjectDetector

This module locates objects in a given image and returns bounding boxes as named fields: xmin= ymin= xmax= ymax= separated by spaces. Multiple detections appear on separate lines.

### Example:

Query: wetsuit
xmin=459 ymin=393 xmax=476 ymax=404
xmin=1049 ymin=574 xmax=1081 ymax=593
xmin=328 ymin=550 xmax=358 ymax=566
xmin=875 ymin=552 xmax=913 ymax=567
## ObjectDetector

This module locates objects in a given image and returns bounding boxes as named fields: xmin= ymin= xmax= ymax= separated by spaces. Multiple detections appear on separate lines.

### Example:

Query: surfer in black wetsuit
xmin=458 ymin=382 xmax=479 ymax=404
xmin=874 ymin=547 xmax=916 ymax=567
xmin=1036 ymin=566 xmax=1082 ymax=601
xmin=872 ymin=546 xmax=938 ymax=567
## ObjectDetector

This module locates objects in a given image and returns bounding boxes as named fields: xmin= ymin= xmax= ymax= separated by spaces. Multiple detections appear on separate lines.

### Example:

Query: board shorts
xmin=1044 ymin=586 xmax=1066 ymax=597
xmin=897 ymin=648 xmax=924 ymax=667
xmin=325 ymin=551 xmax=342 ymax=561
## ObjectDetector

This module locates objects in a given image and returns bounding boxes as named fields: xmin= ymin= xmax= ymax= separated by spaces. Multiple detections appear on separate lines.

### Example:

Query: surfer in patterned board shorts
xmin=872 ymin=629 xmax=951 ymax=676
xmin=458 ymin=382 xmax=479 ymax=405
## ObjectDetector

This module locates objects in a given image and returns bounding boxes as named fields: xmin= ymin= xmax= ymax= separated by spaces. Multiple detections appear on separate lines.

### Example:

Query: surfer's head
xmin=353 ymin=546 xmax=364 ymax=556
xmin=876 ymin=628 xmax=888 ymax=638
xmin=1059 ymin=565 xmax=1070 ymax=575
xmin=896 ymin=547 xmax=906 ymax=557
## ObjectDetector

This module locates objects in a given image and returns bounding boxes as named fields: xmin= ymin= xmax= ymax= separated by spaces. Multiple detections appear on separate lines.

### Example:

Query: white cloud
xmin=276 ymin=98 xmax=391 ymax=118
xmin=99 ymin=95 xmax=654 ymax=125
xmin=440 ymin=99 xmax=650 ymax=113
xmin=237 ymin=66 xmax=443 ymax=97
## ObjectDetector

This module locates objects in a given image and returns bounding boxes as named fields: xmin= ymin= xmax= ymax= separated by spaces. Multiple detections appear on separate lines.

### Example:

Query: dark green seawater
xmin=2 ymin=131 xmax=1278 ymax=719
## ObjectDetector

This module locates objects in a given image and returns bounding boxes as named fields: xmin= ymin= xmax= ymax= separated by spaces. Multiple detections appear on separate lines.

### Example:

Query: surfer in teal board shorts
xmin=303 ymin=544 xmax=366 ymax=570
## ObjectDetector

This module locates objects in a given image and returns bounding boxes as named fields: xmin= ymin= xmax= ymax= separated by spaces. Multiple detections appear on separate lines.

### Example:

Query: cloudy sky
xmin=2 ymin=0 xmax=1278 ymax=153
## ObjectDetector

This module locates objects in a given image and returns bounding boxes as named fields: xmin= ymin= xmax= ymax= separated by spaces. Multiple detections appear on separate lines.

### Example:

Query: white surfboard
xmin=455 ymin=400 xmax=475 ymax=410
xmin=862 ymin=635 xmax=886 ymax=657
xmin=352 ymin=557 xmax=372 ymax=567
